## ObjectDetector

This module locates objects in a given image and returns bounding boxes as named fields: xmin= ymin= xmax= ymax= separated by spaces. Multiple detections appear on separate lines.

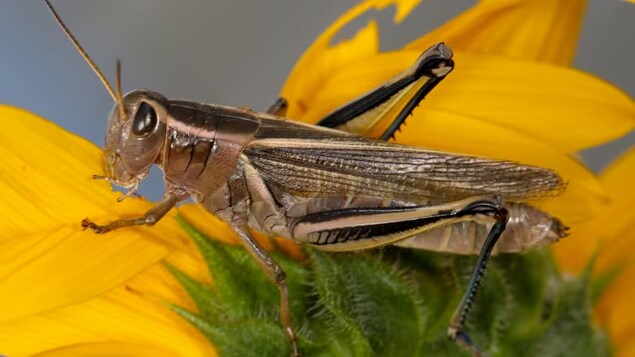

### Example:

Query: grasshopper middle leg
xmin=231 ymin=224 xmax=299 ymax=357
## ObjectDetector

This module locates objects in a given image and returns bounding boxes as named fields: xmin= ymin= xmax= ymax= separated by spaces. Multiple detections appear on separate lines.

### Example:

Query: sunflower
xmin=0 ymin=0 xmax=633 ymax=356
xmin=553 ymin=148 xmax=635 ymax=356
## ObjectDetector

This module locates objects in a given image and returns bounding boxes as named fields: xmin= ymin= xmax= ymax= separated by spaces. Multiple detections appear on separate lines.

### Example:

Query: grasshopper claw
xmin=81 ymin=218 xmax=108 ymax=234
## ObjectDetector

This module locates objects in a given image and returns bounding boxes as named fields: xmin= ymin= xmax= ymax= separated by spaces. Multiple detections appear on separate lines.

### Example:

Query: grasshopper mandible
xmin=45 ymin=1 xmax=568 ymax=356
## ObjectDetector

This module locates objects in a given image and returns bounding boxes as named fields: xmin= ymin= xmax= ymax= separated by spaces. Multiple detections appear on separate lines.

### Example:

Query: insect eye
xmin=131 ymin=102 xmax=157 ymax=136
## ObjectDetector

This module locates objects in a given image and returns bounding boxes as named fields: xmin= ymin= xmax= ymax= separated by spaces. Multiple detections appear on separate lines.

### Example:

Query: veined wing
xmin=245 ymin=120 xmax=564 ymax=202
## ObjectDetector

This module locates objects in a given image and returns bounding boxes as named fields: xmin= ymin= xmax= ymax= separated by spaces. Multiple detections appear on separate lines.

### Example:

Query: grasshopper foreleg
xmin=82 ymin=187 xmax=188 ymax=234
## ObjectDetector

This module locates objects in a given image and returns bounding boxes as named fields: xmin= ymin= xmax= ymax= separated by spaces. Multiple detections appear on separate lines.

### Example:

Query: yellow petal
xmin=33 ymin=342 xmax=179 ymax=357
xmin=0 ymin=106 xmax=185 ymax=322
xmin=428 ymin=53 xmax=634 ymax=152
xmin=392 ymin=109 xmax=607 ymax=223
xmin=600 ymin=147 xmax=635 ymax=211
xmin=553 ymin=149 xmax=635 ymax=353
xmin=553 ymin=147 xmax=635 ymax=273
xmin=595 ymin=258 xmax=635 ymax=355
xmin=590 ymin=147 xmax=635 ymax=274
xmin=283 ymin=0 xmax=589 ymax=119
xmin=0 ymin=106 xmax=148 ymax=237
xmin=178 ymin=204 xmax=241 ymax=246
xmin=614 ymin=338 xmax=635 ymax=357
xmin=282 ymin=20 xmax=379 ymax=120
xmin=0 ymin=229 xmax=168 ymax=323
xmin=298 ymin=51 xmax=635 ymax=152
xmin=178 ymin=204 xmax=305 ymax=261
xmin=281 ymin=0 xmax=422 ymax=119
xmin=0 ymin=267 xmax=215 ymax=357
xmin=405 ymin=0 xmax=586 ymax=65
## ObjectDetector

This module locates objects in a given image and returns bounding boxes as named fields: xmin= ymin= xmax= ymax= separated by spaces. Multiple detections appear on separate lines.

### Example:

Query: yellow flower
xmin=0 ymin=0 xmax=633 ymax=356
xmin=0 ymin=107 xmax=216 ymax=356
xmin=553 ymin=148 xmax=635 ymax=356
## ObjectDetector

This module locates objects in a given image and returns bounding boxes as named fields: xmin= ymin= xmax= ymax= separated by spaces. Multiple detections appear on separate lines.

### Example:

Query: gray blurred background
xmin=1 ymin=1 xmax=633 ymax=200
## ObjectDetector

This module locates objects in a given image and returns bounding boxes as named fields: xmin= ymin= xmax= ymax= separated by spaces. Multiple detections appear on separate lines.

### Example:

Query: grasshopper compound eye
xmin=131 ymin=102 xmax=158 ymax=137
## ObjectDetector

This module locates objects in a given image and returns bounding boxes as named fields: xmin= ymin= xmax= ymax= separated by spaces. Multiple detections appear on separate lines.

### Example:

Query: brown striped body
xmin=148 ymin=102 xmax=566 ymax=255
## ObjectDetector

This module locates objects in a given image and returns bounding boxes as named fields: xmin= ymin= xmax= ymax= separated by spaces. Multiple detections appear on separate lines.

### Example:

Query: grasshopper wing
xmin=245 ymin=119 xmax=564 ymax=202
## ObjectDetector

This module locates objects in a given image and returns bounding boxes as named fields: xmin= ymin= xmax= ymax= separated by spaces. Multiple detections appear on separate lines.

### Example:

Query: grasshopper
xmin=45 ymin=1 xmax=568 ymax=356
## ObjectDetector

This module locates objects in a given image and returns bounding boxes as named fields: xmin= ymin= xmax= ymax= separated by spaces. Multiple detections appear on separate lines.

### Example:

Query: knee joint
xmin=274 ymin=270 xmax=287 ymax=284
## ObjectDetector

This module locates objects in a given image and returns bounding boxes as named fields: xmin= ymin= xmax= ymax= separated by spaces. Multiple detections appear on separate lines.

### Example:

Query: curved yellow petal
xmin=554 ymin=147 xmax=635 ymax=273
xmin=282 ymin=20 xmax=379 ymax=120
xmin=600 ymin=147 xmax=635 ymax=212
xmin=0 ymin=268 xmax=215 ymax=357
xmin=613 ymin=335 xmax=635 ymax=357
xmin=405 ymin=0 xmax=586 ymax=65
xmin=1 ymin=106 xmax=132 ymax=235
xmin=0 ymin=106 xmax=185 ymax=322
xmin=33 ymin=342 xmax=179 ymax=357
xmin=592 ymin=147 xmax=635 ymax=273
xmin=595 ymin=255 xmax=635 ymax=356
xmin=297 ymin=51 xmax=634 ymax=152
xmin=178 ymin=204 xmax=240 ymax=246
xmin=178 ymin=204 xmax=305 ymax=261
xmin=0 ymin=229 xmax=167 ymax=323
xmin=282 ymin=0 xmax=422 ymax=119
xmin=283 ymin=0 xmax=589 ymax=118
xmin=425 ymin=53 xmax=634 ymax=152
xmin=391 ymin=109 xmax=606 ymax=223
xmin=552 ymin=148 xmax=635 ymax=354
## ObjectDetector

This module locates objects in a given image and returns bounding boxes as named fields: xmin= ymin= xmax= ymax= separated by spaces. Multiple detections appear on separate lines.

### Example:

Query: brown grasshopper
xmin=45 ymin=1 xmax=567 ymax=356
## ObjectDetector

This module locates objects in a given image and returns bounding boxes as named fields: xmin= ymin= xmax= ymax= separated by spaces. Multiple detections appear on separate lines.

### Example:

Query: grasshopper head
xmin=102 ymin=89 xmax=169 ymax=188
xmin=43 ymin=1 xmax=169 ymax=193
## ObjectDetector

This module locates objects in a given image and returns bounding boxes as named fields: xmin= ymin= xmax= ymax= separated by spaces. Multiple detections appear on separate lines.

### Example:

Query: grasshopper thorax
xmin=103 ymin=89 xmax=169 ymax=188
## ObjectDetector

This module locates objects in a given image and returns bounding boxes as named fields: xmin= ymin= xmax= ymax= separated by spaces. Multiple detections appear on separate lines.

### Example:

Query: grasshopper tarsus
xmin=80 ymin=218 xmax=92 ymax=230
xmin=81 ymin=218 xmax=108 ymax=234
xmin=449 ymin=327 xmax=485 ymax=357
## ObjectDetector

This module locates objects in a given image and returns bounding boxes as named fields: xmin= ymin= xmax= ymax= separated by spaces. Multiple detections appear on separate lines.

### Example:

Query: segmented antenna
xmin=115 ymin=60 xmax=127 ymax=117
xmin=44 ymin=0 xmax=127 ymax=119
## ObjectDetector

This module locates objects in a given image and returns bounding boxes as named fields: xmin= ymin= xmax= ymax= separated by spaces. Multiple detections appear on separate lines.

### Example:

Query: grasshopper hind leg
xmin=449 ymin=205 xmax=509 ymax=356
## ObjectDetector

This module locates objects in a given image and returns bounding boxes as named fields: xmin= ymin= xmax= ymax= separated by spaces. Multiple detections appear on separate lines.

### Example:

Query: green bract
xmin=168 ymin=217 xmax=609 ymax=357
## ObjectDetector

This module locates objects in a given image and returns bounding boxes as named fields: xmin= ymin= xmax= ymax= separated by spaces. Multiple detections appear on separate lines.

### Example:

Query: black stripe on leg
xmin=317 ymin=43 xmax=454 ymax=131
xmin=300 ymin=202 xmax=497 ymax=246
xmin=308 ymin=213 xmax=451 ymax=245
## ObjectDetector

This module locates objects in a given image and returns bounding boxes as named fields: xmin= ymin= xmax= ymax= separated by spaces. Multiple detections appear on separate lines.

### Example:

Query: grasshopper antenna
xmin=44 ymin=0 xmax=127 ymax=120
xmin=115 ymin=60 xmax=126 ymax=116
